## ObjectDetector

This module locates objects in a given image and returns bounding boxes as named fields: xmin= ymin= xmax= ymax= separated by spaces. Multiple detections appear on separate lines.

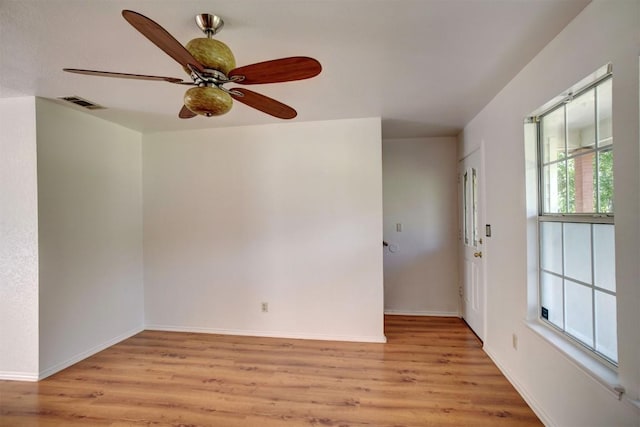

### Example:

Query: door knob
xmin=474 ymin=251 xmax=482 ymax=258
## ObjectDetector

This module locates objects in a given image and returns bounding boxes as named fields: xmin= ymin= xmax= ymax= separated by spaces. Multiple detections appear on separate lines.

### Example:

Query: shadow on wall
xmin=381 ymin=119 xmax=461 ymax=139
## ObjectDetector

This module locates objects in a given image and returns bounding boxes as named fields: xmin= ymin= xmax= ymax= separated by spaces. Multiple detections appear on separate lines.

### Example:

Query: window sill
xmin=524 ymin=319 xmax=624 ymax=399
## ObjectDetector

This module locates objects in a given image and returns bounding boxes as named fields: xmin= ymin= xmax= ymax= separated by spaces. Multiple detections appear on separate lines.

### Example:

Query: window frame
xmin=532 ymin=70 xmax=617 ymax=368
xmin=536 ymin=75 xmax=614 ymax=218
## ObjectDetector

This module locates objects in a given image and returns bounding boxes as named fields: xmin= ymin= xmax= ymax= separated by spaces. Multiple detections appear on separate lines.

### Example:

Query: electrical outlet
xmin=261 ymin=302 xmax=269 ymax=313
xmin=512 ymin=333 xmax=518 ymax=350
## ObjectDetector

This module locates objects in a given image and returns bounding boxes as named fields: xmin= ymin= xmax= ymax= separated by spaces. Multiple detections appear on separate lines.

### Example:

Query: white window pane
xmin=567 ymin=89 xmax=596 ymax=153
xmin=541 ymin=272 xmax=563 ymax=328
xmin=597 ymin=79 xmax=612 ymax=148
xmin=595 ymin=290 xmax=618 ymax=362
xmin=593 ymin=224 xmax=615 ymax=292
xmin=541 ymin=107 xmax=565 ymax=163
xmin=540 ymin=222 xmax=562 ymax=274
xmin=565 ymin=279 xmax=594 ymax=347
xmin=564 ymin=223 xmax=592 ymax=284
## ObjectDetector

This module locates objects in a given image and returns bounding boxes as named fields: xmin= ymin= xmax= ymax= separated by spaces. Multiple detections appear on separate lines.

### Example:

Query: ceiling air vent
xmin=59 ymin=96 xmax=105 ymax=110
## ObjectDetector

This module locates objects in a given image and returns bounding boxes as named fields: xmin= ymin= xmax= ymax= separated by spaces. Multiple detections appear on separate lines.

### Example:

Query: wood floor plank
xmin=0 ymin=316 xmax=541 ymax=426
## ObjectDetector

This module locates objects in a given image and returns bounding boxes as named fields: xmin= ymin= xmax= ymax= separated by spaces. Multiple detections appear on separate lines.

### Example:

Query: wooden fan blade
xmin=228 ymin=57 xmax=321 ymax=85
xmin=230 ymin=88 xmax=297 ymax=119
xmin=122 ymin=10 xmax=205 ymax=73
xmin=179 ymin=105 xmax=197 ymax=119
xmin=63 ymin=68 xmax=185 ymax=83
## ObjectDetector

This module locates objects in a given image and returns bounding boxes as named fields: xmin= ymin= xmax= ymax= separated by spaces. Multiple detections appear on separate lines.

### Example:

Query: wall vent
xmin=59 ymin=96 xmax=105 ymax=110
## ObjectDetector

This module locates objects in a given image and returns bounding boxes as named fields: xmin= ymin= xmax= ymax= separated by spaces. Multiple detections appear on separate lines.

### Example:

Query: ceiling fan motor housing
xmin=184 ymin=38 xmax=236 ymax=75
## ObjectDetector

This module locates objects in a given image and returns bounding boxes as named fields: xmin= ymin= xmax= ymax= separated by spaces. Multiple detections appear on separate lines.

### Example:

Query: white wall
xmin=458 ymin=1 xmax=639 ymax=425
xmin=382 ymin=137 xmax=459 ymax=316
xmin=36 ymin=99 xmax=144 ymax=378
xmin=143 ymin=117 xmax=385 ymax=342
xmin=0 ymin=97 xmax=39 ymax=380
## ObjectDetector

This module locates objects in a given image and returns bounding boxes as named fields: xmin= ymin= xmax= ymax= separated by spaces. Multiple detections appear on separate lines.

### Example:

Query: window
xmin=462 ymin=167 xmax=478 ymax=247
xmin=533 ymin=70 xmax=617 ymax=365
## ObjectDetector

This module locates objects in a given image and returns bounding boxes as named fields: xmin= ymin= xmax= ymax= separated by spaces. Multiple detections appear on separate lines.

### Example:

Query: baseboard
xmin=38 ymin=326 xmax=144 ymax=380
xmin=384 ymin=309 xmax=460 ymax=317
xmin=0 ymin=371 xmax=39 ymax=381
xmin=145 ymin=324 xmax=387 ymax=344
xmin=483 ymin=345 xmax=555 ymax=427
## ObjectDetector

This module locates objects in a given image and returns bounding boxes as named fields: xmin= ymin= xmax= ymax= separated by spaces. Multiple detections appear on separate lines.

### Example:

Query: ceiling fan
xmin=63 ymin=10 xmax=321 ymax=119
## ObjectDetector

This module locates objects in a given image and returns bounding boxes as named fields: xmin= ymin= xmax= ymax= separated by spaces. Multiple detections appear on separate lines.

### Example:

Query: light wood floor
xmin=0 ymin=316 xmax=541 ymax=426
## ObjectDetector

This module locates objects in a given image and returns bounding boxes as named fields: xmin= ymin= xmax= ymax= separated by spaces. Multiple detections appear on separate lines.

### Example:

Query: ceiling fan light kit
xmin=184 ymin=86 xmax=232 ymax=117
xmin=63 ymin=10 xmax=321 ymax=120
xmin=184 ymin=38 xmax=236 ymax=75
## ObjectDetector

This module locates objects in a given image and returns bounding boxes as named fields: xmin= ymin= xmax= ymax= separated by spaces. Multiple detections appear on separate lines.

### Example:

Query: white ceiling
xmin=0 ymin=0 xmax=589 ymax=139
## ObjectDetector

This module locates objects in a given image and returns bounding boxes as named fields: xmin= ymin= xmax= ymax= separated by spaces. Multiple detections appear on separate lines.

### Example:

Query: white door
xmin=459 ymin=149 xmax=485 ymax=340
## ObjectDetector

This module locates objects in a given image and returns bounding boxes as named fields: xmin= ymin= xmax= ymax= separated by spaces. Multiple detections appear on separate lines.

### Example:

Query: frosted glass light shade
xmin=184 ymin=38 xmax=236 ymax=75
xmin=184 ymin=87 xmax=232 ymax=116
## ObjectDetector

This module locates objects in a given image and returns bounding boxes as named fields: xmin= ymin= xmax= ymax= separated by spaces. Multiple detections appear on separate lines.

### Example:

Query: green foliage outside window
xmin=557 ymin=150 xmax=614 ymax=213
xmin=554 ymin=149 xmax=613 ymax=214
xmin=598 ymin=150 xmax=614 ymax=212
